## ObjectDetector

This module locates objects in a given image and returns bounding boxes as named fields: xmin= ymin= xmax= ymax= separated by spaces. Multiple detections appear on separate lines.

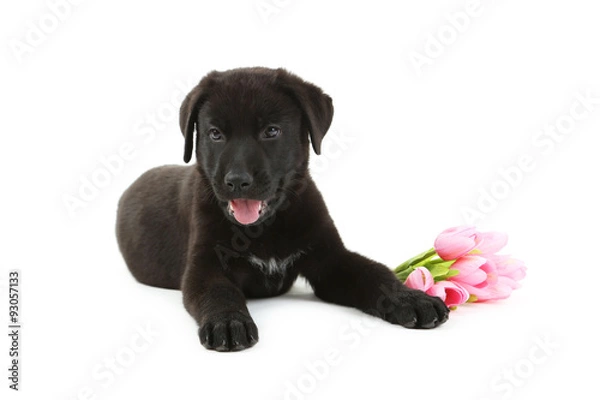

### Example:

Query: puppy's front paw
xmin=198 ymin=311 xmax=259 ymax=352
xmin=378 ymin=286 xmax=450 ymax=329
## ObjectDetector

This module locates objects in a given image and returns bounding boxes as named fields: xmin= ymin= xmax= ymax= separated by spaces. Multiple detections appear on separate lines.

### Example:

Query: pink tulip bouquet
xmin=395 ymin=226 xmax=526 ymax=309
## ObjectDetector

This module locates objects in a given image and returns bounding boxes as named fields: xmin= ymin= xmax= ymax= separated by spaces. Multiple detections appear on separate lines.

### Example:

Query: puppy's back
xmin=116 ymin=165 xmax=195 ymax=289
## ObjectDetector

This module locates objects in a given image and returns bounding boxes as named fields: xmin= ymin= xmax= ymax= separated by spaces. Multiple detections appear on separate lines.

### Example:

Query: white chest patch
xmin=247 ymin=251 xmax=304 ymax=275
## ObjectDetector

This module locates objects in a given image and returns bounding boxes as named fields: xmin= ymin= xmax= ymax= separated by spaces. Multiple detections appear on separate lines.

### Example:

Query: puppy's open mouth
xmin=227 ymin=199 xmax=268 ymax=225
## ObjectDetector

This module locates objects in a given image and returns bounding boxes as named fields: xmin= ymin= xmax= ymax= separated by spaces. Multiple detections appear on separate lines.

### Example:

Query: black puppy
xmin=116 ymin=67 xmax=449 ymax=352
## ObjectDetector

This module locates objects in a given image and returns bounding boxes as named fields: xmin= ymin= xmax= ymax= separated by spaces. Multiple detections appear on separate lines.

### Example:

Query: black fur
xmin=116 ymin=67 xmax=449 ymax=352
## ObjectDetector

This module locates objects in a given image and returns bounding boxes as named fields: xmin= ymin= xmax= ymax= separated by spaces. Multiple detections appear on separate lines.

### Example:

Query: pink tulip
xmin=487 ymin=254 xmax=527 ymax=289
xmin=425 ymin=282 xmax=446 ymax=299
xmin=449 ymin=255 xmax=497 ymax=286
xmin=398 ymin=225 xmax=525 ymax=307
xmin=429 ymin=281 xmax=470 ymax=308
xmin=459 ymin=279 xmax=513 ymax=302
xmin=448 ymin=255 xmax=498 ymax=301
xmin=404 ymin=267 xmax=434 ymax=291
xmin=450 ymin=254 xmax=526 ymax=302
xmin=476 ymin=231 xmax=508 ymax=254
xmin=404 ymin=267 xmax=469 ymax=307
xmin=434 ymin=226 xmax=482 ymax=261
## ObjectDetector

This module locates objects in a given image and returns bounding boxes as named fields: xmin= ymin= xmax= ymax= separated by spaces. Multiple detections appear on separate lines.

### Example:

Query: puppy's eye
xmin=263 ymin=126 xmax=281 ymax=139
xmin=208 ymin=128 xmax=224 ymax=142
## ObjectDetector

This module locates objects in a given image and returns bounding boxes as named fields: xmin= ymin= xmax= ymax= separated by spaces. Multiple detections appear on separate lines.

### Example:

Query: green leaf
xmin=414 ymin=255 xmax=440 ymax=267
xmin=394 ymin=248 xmax=437 ymax=273
xmin=427 ymin=258 xmax=451 ymax=265
xmin=395 ymin=267 xmax=415 ymax=282
xmin=446 ymin=269 xmax=460 ymax=278
xmin=429 ymin=263 xmax=450 ymax=278
xmin=432 ymin=267 xmax=460 ymax=282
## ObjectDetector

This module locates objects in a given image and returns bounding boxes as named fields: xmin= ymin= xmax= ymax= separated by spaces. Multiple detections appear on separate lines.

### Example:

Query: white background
xmin=1 ymin=0 xmax=599 ymax=399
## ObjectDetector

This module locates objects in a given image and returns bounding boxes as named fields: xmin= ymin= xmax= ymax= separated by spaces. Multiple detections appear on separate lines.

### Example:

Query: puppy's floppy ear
xmin=277 ymin=69 xmax=334 ymax=155
xmin=179 ymin=72 xmax=218 ymax=163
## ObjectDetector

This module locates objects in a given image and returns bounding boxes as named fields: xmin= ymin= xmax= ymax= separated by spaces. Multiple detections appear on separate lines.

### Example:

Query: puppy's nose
xmin=224 ymin=171 xmax=253 ymax=192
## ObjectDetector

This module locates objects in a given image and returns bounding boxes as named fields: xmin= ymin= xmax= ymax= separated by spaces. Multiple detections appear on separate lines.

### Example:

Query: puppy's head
xmin=179 ymin=67 xmax=334 ymax=225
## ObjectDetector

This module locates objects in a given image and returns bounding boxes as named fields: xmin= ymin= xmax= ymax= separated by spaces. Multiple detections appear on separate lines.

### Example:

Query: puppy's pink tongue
xmin=229 ymin=199 xmax=262 ymax=225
